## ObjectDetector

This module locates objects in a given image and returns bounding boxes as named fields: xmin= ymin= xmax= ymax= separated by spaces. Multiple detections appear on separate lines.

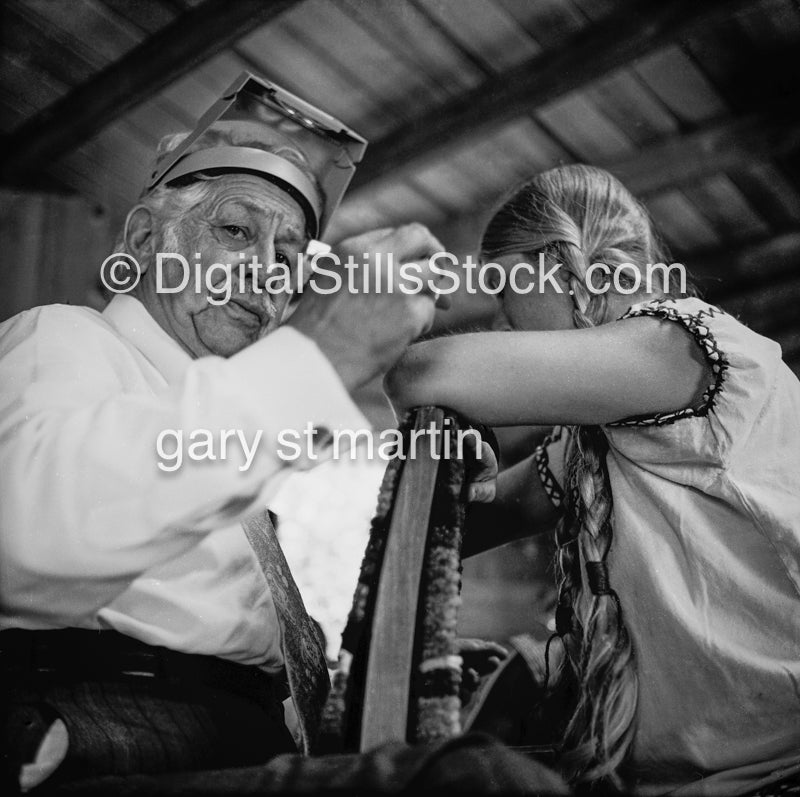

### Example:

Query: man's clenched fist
xmin=287 ymin=224 xmax=449 ymax=391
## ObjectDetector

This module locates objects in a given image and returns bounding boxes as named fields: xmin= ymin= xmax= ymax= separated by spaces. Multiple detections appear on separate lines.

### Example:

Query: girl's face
xmin=490 ymin=252 xmax=576 ymax=332
xmin=489 ymin=251 xmax=663 ymax=332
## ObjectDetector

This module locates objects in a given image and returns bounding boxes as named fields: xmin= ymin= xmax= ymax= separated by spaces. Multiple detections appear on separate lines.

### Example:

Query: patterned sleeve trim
xmin=533 ymin=425 xmax=565 ymax=509
xmin=606 ymin=298 xmax=730 ymax=428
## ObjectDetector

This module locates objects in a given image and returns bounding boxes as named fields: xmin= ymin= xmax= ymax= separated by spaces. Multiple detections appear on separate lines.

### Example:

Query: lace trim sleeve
xmin=533 ymin=426 xmax=565 ymax=509
xmin=607 ymin=298 xmax=730 ymax=428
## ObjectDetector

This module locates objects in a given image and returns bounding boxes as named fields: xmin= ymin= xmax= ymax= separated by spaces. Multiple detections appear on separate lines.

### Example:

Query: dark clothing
xmin=1 ymin=630 xmax=295 ymax=791
xmin=1 ymin=629 xmax=571 ymax=794
xmin=49 ymin=733 xmax=570 ymax=795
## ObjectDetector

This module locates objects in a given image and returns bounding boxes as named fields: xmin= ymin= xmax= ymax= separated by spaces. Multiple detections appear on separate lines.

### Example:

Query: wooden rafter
xmin=692 ymin=230 xmax=800 ymax=297
xmin=350 ymin=0 xmax=759 ymax=190
xmin=604 ymin=100 xmax=800 ymax=198
xmin=697 ymin=232 xmax=800 ymax=341
xmin=423 ymin=99 xmax=800 ymax=250
xmin=0 ymin=0 xmax=302 ymax=183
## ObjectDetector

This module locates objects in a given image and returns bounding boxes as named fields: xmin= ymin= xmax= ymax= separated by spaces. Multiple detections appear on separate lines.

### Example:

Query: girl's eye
xmin=222 ymin=225 xmax=248 ymax=241
xmin=274 ymin=251 xmax=290 ymax=266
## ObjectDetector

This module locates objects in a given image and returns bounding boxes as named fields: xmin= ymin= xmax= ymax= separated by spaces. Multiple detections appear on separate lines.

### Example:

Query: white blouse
xmin=536 ymin=298 xmax=800 ymax=796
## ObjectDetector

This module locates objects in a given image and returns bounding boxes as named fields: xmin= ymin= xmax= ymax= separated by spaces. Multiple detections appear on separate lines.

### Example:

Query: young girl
xmin=385 ymin=165 xmax=800 ymax=795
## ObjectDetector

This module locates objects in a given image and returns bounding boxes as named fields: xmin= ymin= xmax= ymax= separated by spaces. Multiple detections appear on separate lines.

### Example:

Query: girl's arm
xmin=462 ymin=451 xmax=561 ymax=557
xmin=385 ymin=316 xmax=710 ymax=426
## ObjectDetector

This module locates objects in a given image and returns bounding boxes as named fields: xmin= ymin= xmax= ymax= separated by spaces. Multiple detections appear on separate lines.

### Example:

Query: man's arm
xmin=0 ymin=224 xmax=447 ymax=622
xmin=0 ymin=312 xmax=366 ymax=621
xmin=0 ymin=224 xmax=446 ymax=621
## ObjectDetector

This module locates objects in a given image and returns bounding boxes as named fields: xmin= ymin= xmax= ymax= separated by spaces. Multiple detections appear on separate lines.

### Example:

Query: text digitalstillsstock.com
xmin=101 ymin=250 xmax=688 ymax=301
xmin=154 ymin=421 xmax=483 ymax=472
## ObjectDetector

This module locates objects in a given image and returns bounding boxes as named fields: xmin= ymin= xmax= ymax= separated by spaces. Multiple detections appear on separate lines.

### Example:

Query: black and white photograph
xmin=0 ymin=1 xmax=798 ymax=794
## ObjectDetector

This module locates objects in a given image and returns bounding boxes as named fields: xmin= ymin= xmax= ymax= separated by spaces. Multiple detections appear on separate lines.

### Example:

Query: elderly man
xmin=0 ymin=75 xmax=450 ymax=789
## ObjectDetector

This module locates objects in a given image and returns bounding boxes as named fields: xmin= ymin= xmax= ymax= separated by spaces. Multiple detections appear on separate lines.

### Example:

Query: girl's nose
xmin=491 ymin=306 xmax=512 ymax=332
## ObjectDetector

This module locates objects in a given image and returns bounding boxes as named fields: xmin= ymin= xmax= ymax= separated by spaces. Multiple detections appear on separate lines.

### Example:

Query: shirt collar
xmin=103 ymin=294 xmax=192 ymax=386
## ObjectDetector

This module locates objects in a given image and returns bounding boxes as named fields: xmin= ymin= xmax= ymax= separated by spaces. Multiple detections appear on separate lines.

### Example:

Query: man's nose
xmin=245 ymin=240 xmax=276 ymax=291
xmin=230 ymin=244 xmax=278 ymax=321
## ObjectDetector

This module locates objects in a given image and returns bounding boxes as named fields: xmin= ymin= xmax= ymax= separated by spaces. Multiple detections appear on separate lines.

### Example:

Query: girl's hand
xmin=458 ymin=637 xmax=508 ymax=674
xmin=462 ymin=432 xmax=498 ymax=503
xmin=457 ymin=637 xmax=508 ymax=704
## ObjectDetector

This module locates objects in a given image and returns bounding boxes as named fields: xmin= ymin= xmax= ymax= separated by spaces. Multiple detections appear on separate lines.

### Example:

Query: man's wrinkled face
xmin=146 ymin=174 xmax=307 ymax=358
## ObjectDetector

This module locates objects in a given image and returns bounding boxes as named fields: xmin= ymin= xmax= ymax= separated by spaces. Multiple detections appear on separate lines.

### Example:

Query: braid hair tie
xmin=585 ymin=560 xmax=612 ymax=596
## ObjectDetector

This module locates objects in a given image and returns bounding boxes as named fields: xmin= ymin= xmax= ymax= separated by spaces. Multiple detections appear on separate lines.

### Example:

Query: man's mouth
xmin=224 ymin=298 xmax=267 ymax=327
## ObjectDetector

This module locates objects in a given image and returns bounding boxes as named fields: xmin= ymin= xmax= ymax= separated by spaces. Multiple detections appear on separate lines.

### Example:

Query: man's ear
xmin=124 ymin=205 xmax=155 ymax=273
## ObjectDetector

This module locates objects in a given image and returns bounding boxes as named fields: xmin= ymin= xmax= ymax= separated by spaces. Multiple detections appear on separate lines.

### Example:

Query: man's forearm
xmin=0 ymin=326 xmax=366 ymax=618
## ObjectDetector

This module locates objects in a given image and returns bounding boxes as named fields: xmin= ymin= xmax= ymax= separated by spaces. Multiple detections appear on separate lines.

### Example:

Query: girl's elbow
xmin=383 ymin=362 xmax=439 ymax=415
xmin=382 ymin=362 xmax=406 ymax=403
xmin=383 ymin=366 xmax=420 ymax=417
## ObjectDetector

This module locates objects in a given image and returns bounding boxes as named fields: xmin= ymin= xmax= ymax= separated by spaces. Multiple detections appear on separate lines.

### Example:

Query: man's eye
xmin=222 ymin=225 xmax=247 ymax=241
xmin=485 ymin=270 xmax=503 ymax=294
xmin=274 ymin=251 xmax=291 ymax=266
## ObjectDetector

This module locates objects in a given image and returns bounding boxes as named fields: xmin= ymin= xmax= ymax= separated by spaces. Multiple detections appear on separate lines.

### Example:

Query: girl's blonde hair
xmin=481 ymin=164 xmax=686 ymax=787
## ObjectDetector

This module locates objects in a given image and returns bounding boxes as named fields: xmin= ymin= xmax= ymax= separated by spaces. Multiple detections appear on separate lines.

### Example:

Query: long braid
xmin=556 ymin=424 xmax=637 ymax=787
xmin=550 ymin=229 xmax=639 ymax=788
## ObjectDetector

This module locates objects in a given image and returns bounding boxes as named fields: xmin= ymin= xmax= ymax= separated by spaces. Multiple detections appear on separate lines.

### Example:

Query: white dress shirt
xmin=0 ymin=294 xmax=367 ymax=668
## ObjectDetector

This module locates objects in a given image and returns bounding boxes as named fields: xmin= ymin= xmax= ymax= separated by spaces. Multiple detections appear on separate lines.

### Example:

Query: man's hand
xmin=286 ymin=224 xmax=448 ymax=392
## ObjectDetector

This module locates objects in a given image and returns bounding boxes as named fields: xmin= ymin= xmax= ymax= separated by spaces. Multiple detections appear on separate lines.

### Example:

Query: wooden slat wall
xmin=0 ymin=189 xmax=112 ymax=322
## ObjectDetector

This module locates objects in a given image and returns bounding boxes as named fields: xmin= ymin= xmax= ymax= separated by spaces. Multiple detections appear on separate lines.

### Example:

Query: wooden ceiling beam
xmin=425 ymin=100 xmax=800 ymax=251
xmin=0 ymin=0 xmax=302 ymax=183
xmin=604 ymin=100 xmax=800 ymax=197
xmin=350 ymin=0 xmax=758 ymax=190
xmin=671 ymin=233 xmax=800 ymax=342
xmin=706 ymin=270 xmax=800 ymax=330
xmin=691 ymin=230 xmax=800 ymax=298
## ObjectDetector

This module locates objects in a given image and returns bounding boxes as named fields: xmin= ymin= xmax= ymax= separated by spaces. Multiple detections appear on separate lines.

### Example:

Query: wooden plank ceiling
xmin=1 ymin=0 xmax=799 ymax=373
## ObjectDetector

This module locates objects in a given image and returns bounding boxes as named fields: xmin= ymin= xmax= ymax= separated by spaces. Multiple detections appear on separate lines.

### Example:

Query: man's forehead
xmin=203 ymin=175 xmax=307 ymax=239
